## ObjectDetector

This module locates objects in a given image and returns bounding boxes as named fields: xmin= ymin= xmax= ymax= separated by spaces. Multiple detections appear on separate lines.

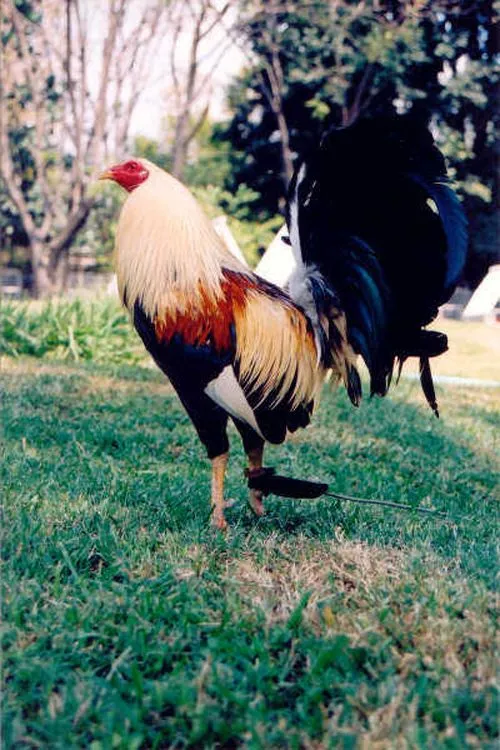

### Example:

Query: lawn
xmin=1 ymin=309 xmax=499 ymax=748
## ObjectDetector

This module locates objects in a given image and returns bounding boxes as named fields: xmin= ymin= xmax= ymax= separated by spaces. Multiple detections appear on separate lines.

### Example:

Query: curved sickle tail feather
xmin=286 ymin=114 xmax=468 ymax=414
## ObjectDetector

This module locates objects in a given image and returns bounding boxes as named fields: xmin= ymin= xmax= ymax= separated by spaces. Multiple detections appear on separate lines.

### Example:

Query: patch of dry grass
xmin=226 ymin=533 xmax=403 ymax=627
xmin=425 ymin=318 xmax=499 ymax=381
xmin=168 ymin=534 xmax=497 ymax=746
xmin=0 ymin=354 xmax=167 ymax=396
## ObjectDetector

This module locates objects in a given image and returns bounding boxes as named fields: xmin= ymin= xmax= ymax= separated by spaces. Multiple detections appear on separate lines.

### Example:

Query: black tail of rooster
xmin=287 ymin=115 xmax=468 ymax=414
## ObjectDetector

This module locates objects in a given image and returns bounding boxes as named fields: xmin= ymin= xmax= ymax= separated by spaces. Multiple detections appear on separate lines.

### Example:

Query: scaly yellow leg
xmin=211 ymin=452 xmax=229 ymax=530
xmin=246 ymin=445 xmax=265 ymax=517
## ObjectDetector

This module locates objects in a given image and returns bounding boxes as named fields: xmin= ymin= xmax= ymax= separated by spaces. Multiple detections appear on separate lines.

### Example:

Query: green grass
xmin=1 ymin=350 xmax=498 ymax=749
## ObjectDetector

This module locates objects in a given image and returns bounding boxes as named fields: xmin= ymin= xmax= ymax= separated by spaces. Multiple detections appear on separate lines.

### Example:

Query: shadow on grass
xmin=2 ymin=361 xmax=498 ymax=588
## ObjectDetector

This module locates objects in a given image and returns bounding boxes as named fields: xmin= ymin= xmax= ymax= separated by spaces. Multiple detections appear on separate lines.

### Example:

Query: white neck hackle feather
xmin=114 ymin=159 xmax=247 ymax=320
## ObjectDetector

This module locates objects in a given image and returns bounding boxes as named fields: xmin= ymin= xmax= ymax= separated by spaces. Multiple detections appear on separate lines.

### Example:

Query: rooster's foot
xmin=211 ymin=512 xmax=228 ymax=531
xmin=248 ymin=489 xmax=265 ymax=517
xmin=210 ymin=452 xmax=230 ymax=530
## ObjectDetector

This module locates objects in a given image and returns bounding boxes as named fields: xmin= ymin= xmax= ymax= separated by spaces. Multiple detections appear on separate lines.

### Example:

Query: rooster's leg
xmin=232 ymin=421 xmax=266 ymax=517
xmin=211 ymin=452 xmax=229 ymax=530
xmin=246 ymin=445 xmax=266 ymax=517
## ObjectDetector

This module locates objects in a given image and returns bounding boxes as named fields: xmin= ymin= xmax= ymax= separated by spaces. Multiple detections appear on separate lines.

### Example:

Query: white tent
xmin=462 ymin=265 xmax=500 ymax=320
xmin=255 ymin=224 xmax=296 ymax=287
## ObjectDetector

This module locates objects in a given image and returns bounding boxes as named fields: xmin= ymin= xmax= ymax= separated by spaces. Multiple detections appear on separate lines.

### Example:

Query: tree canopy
xmin=216 ymin=0 xmax=499 ymax=283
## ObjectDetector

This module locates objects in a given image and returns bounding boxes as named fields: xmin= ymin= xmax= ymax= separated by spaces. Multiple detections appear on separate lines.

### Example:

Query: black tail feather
xmin=419 ymin=356 xmax=439 ymax=418
xmin=346 ymin=363 xmax=362 ymax=406
xmin=287 ymin=113 xmax=467 ymax=414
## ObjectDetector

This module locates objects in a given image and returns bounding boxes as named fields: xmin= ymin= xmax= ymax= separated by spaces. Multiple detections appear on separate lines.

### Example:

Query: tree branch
xmin=49 ymin=199 xmax=94 ymax=265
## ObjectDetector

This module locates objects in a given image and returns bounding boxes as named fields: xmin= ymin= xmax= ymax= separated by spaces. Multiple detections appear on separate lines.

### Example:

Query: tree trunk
xmin=275 ymin=107 xmax=294 ymax=188
xmin=171 ymin=104 xmax=210 ymax=180
xmin=31 ymin=247 xmax=73 ymax=298
xmin=171 ymin=111 xmax=190 ymax=179
xmin=28 ymin=200 xmax=92 ymax=297
xmin=49 ymin=251 xmax=70 ymax=296
xmin=31 ymin=240 xmax=54 ymax=298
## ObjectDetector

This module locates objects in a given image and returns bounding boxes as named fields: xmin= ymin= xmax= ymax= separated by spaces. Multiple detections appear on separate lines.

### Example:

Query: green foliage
xmin=1 ymin=351 xmax=498 ymax=747
xmin=218 ymin=0 xmax=433 ymax=213
xmin=0 ymin=298 xmax=142 ymax=363
xmin=133 ymin=135 xmax=171 ymax=172
xmin=183 ymin=118 xmax=234 ymax=189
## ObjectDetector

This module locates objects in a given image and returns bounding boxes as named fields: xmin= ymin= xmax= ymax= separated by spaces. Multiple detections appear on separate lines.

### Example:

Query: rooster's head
xmin=100 ymin=159 xmax=149 ymax=192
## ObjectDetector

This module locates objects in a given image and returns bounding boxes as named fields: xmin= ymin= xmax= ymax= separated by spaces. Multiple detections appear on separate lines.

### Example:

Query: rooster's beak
xmin=98 ymin=169 xmax=114 ymax=181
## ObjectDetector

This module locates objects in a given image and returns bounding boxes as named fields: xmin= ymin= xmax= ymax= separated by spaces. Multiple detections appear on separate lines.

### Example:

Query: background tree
xmin=420 ymin=1 xmax=499 ymax=287
xmin=0 ymin=0 xmax=168 ymax=297
xmin=219 ymin=0 xmax=429 ymax=205
xmin=217 ymin=0 xmax=498 ymax=283
xmin=164 ymin=0 xmax=232 ymax=181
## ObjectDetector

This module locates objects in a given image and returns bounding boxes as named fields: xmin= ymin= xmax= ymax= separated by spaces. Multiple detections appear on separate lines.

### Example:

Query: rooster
xmin=100 ymin=115 xmax=467 ymax=529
